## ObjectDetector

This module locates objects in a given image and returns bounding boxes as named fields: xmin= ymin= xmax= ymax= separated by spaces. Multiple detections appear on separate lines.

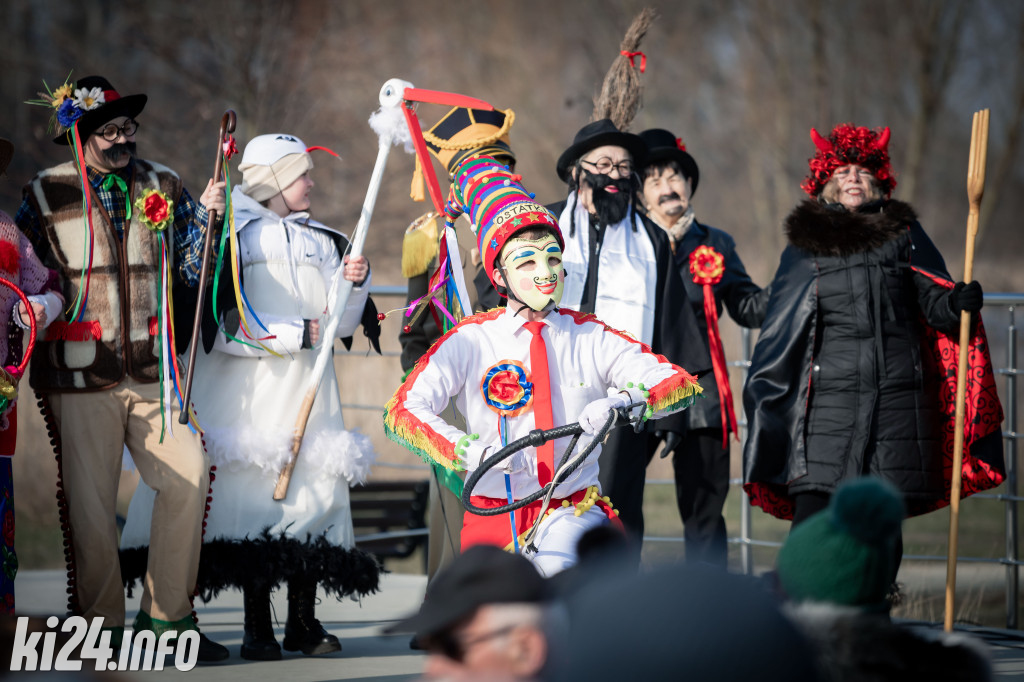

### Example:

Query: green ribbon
xmin=100 ymin=173 xmax=131 ymax=221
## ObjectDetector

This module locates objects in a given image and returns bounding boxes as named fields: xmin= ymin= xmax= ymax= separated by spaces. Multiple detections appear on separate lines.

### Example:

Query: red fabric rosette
xmin=689 ymin=246 xmax=737 ymax=448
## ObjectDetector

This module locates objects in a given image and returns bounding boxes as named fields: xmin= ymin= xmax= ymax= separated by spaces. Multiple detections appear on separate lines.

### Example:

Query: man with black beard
xmin=548 ymin=119 xmax=707 ymax=552
xmin=16 ymin=74 xmax=229 ymax=661
xmin=637 ymin=128 xmax=768 ymax=568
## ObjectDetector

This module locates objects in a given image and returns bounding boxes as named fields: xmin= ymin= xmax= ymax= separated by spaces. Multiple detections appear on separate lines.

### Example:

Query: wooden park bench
xmin=350 ymin=479 xmax=430 ymax=571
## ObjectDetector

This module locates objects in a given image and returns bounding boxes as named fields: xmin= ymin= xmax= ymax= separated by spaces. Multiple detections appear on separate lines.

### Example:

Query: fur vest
xmin=24 ymin=159 xmax=183 ymax=392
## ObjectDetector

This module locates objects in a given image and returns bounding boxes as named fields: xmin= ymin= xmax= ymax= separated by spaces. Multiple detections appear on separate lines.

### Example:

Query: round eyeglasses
xmin=580 ymin=157 xmax=633 ymax=177
xmin=99 ymin=120 xmax=139 ymax=142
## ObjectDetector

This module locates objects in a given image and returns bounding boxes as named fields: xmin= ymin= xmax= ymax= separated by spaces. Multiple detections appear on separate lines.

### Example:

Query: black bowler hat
xmin=52 ymin=76 xmax=147 ymax=146
xmin=555 ymin=118 xmax=646 ymax=183
xmin=638 ymin=128 xmax=700 ymax=197
xmin=384 ymin=545 xmax=549 ymax=639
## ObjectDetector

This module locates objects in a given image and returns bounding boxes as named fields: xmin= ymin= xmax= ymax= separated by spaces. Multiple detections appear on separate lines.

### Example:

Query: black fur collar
xmin=785 ymin=199 xmax=917 ymax=257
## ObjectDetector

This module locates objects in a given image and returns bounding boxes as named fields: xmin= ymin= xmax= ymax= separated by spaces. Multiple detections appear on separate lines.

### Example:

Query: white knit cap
xmin=238 ymin=134 xmax=314 ymax=202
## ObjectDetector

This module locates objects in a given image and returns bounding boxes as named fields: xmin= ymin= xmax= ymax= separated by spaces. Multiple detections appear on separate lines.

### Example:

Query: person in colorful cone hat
xmin=384 ymin=152 xmax=702 ymax=576
xmin=742 ymin=124 xmax=1005 ymax=578
xmin=119 ymin=133 xmax=382 ymax=661
xmin=636 ymin=127 xmax=769 ymax=568
xmin=0 ymin=137 xmax=63 ymax=614
xmin=399 ymin=106 xmax=518 ymax=584
xmin=549 ymin=118 xmax=708 ymax=549
xmin=15 ymin=74 xmax=228 ymax=660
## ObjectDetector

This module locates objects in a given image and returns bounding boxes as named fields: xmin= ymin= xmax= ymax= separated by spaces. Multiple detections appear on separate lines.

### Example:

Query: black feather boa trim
xmin=785 ymin=199 xmax=917 ymax=257
xmin=120 ymin=529 xmax=382 ymax=602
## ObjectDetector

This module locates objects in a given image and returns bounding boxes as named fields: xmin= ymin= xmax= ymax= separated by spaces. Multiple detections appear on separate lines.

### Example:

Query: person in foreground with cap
xmin=636 ymin=128 xmax=768 ymax=568
xmin=16 ymin=74 xmax=228 ymax=660
xmin=387 ymin=545 xmax=556 ymax=680
xmin=743 ymin=124 xmax=1005 ymax=564
xmin=384 ymin=153 xmax=701 ymax=576
xmin=549 ymin=119 xmax=707 ymax=548
xmin=120 ymin=133 xmax=382 ymax=660
xmin=0 ymin=137 xmax=63 ymax=613
xmin=776 ymin=477 xmax=993 ymax=681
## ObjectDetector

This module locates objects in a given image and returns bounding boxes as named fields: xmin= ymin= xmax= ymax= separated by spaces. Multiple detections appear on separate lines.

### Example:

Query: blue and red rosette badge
xmin=480 ymin=361 xmax=533 ymax=417
xmin=135 ymin=189 xmax=174 ymax=232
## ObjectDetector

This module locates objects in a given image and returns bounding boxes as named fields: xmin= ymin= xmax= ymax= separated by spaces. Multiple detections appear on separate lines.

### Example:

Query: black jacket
xmin=671 ymin=220 xmax=768 ymax=431
xmin=743 ymin=199 xmax=960 ymax=503
xmin=547 ymin=200 xmax=709 ymax=435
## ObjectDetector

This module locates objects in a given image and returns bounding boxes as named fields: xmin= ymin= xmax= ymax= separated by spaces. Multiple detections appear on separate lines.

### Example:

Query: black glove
xmin=657 ymin=430 xmax=684 ymax=459
xmin=949 ymin=281 xmax=983 ymax=313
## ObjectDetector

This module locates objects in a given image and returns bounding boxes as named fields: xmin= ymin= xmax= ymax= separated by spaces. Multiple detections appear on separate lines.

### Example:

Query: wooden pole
xmin=944 ymin=108 xmax=989 ymax=632
xmin=179 ymin=110 xmax=236 ymax=424
xmin=273 ymin=80 xmax=408 ymax=500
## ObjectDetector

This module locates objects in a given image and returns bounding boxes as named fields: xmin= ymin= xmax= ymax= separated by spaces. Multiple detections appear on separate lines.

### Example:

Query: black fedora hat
xmin=0 ymin=138 xmax=12 ymax=176
xmin=556 ymin=119 xmax=646 ymax=183
xmin=638 ymin=128 xmax=700 ymax=197
xmin=384 ymin=545 xmax=549 ymax=639
xmin=52 ymin=76 xmax=147 ymax=146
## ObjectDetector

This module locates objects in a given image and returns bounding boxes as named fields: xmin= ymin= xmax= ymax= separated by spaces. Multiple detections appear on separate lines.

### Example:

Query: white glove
xmin=454 ymin=433 xmax=490 ymax=472
xmin=503 ymin=450 xmax=529 ymax=475
xmin=578 ymin=392 xmax=631 ymax=436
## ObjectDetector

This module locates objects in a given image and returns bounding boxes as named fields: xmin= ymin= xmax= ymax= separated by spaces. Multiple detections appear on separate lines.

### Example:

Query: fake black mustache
xmin=102 ymin=142 xmax=137 ymax=163
xmin=658 ymin=192 xmax=682 ymax=204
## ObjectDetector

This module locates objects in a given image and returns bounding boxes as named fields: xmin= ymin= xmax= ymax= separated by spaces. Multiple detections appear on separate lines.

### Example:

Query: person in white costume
xmin=120 ymin=134 xmax=380 ymax=661
xmin=384 ymin=154 xmax=701 ymax=578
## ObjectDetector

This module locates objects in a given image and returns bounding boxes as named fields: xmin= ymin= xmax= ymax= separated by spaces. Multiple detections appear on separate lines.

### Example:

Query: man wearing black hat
xmin=550 ymin=119 xmax=706 ymax=547
xmin=637 ymin=128 xmax=767 ymax=568
xmin=15 ymin=75 xmax=228 ymax=659
xmin=386 ymin=545 xmax=556 ymax=680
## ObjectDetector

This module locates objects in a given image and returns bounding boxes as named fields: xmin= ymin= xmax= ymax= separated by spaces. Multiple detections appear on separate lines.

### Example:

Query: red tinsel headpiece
xmin=800 ymin=124 xmax=896 ymax=197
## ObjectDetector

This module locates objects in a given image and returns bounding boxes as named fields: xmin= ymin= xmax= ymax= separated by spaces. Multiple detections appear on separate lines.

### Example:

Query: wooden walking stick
xmin=944 ymin=108 xmax=989 ymax=632
xmin=179 ymin=110 xmax=237 ymax=424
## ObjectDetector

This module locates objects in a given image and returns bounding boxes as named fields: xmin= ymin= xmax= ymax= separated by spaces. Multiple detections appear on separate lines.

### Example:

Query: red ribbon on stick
xmin=620 ymin=50 xmax=647 ymax=73
xmin=689 ymin=246 xmax=739 ymax=449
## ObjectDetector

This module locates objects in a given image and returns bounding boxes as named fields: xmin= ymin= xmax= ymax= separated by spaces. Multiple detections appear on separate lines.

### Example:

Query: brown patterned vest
xmin=25 ymin=159 xmax=182 ymax=392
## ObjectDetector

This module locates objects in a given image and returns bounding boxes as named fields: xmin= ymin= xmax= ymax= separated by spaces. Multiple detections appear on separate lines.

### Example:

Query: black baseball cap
xmin=385 ymin=545 xmax=550 ymax=638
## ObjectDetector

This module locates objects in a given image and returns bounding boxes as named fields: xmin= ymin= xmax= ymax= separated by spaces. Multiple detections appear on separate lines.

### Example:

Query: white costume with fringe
xmin=121 ymin=189 xmax=375 ymax=550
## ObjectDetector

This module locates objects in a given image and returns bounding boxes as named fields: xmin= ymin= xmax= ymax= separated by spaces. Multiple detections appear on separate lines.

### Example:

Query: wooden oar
xmin=179 ymin=110 xmax=236 ymax=424
xmin=944 ymin=108 xmax=989 ymax=632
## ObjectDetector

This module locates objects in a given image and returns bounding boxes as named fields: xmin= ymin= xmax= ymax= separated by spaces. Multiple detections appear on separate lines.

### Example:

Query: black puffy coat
xmin=743 ymin=199 xmax=960 ymax=504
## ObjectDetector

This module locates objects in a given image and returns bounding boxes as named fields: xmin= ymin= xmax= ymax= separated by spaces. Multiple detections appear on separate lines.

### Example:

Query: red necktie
xmin=524 ymin=321 xmax=555 ymax=486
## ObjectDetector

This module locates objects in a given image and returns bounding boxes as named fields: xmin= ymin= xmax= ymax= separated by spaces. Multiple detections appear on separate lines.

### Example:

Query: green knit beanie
xmin=776 ymin=478 xmax=905 ymax=611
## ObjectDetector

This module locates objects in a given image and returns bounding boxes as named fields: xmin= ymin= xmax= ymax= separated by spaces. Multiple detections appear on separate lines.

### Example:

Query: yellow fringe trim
xmin=401 ymin=212 xmax=441 ymax=278
xmin=383 ymin=394 xmax=460 ymax=472
xmin=650 ymin=378 xmax=703 ymax=415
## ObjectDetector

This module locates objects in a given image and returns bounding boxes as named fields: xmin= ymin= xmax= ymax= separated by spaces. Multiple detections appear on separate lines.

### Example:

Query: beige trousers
xmin=49 ymin=377 xmax=209 ymax=627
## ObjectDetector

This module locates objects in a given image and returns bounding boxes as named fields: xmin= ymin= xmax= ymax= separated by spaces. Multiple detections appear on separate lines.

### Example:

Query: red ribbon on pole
xmin=689 ymin=246 xmax=739 ymax=449
xmin=620 ymin=50 xmax=647 ymax=73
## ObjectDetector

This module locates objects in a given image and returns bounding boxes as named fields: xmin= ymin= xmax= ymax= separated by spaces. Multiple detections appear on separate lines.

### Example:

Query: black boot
xmin=282 ymin=580 xmax=341 ymax=656
xmin=240 ymin=583 xmax=281 ymax=661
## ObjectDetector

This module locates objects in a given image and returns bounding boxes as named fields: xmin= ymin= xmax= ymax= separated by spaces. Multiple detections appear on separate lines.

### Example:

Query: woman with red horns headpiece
xmin=742 ymin=124 xmax=1005 ymax=575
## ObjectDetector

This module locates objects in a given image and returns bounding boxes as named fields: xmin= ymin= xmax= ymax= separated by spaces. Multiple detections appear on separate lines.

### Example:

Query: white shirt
xmin=386 ymin=307 xmax=697 ymax=500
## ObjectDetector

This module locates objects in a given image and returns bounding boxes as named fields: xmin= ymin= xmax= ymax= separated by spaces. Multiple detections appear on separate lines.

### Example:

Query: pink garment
xmin=0 ymin=210 xmax=57 ymax=367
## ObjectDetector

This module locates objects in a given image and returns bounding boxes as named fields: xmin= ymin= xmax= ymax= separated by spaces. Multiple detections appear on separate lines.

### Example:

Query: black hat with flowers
xmin=42 ymin=75 xmax=148 ymax=146
xmin=638 ymin=128 xmax=700 ymax=197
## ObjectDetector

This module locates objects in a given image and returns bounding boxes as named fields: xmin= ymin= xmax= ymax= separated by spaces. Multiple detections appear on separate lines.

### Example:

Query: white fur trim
xmin=201 ymin=425 xmax=376 ymax=484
